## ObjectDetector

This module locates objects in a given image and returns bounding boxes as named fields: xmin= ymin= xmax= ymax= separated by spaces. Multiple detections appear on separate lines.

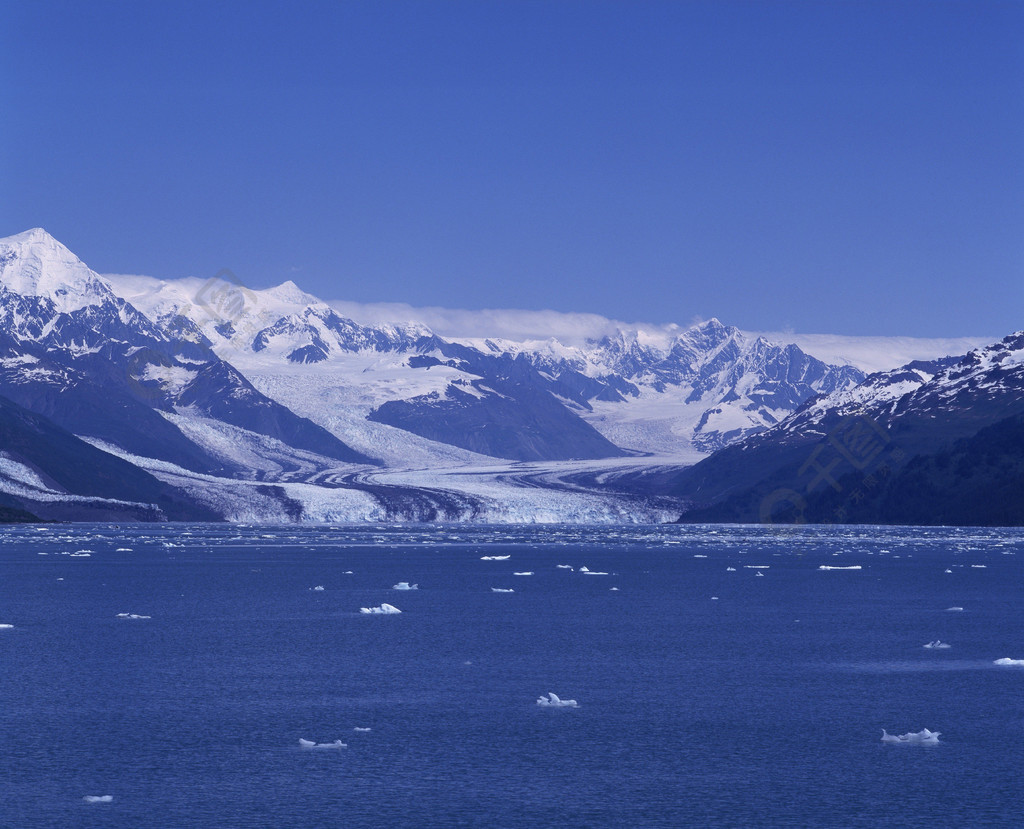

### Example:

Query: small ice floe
xmin=923 ymin=640 xmax=951 ymax=649
xmin=726 ymin=567 xmax=737 ymax=571
xmin=711 ymin=596 xmax=719 ymax=600
xmin=755 ymin=572 xmax=765 ymax=577
xmin=312 ymin=585 xmax=325 ymax=591
xmin=971 ymin=565 xmax=987 ymax=568
xmin=115 ymin=548 xmax=132 ymax=552
xmin=343 ymin=570 xmax=354 ymax=575
xmin=944 ymin=569 xmax=953 ymax=574
xmin=744 ymin=565 xmax=770 ymax=569
xmin=359 ymin=603 xmax=401 ymax=615
xmin=946 ymin=607 xmax=964 ymax=612
xmin=83 ymin=795 xmax=113 ymax=803
xmin=491 ymin=587 xmax=514 ymax=593
xmin=392 ymin=582 xmax=418 ymax=590
xmin=818 ymin=565 xmax=862 ymax=571
xmin=579 ymin=567 xmax=609 ymax=575
xmin=353 ymin=727 xmax=372 ymax=732
xmin=513 ymin=571 xmax=534 ymax=576
xmin=0 ymin=623 xmax=13 ymax=630
xmin=536 ymin=692 xmax=578 ymax=708
xmin=299 ymin=738 xmax=347 ymax=749
xmin=693 ymin=554 xmax=707 ymax=558
xmin=481 ymin=555 xmax=511 ymax=561
xmin=116 ymin=613 xmax=151 ymax=620
xmin=556 ymin=564 xmax=573 ymax=570
xmin=610 ymin=587 xmax=619 ymax=591
xmin=994 ymin=658 xmax=1024 ymax=667
xmin=881 ymin=728 xmax=940 ymax=745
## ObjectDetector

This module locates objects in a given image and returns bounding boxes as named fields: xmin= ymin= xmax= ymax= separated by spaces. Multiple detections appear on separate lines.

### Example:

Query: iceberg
xmin=481 ymin=555 xmax=511 ymax=561
xmin=579 ymin=567 xmax=609 ymax=575
xmin=946 ymin=607 xmax=964 ymax=612
xmin=880 ymin=728 xmax=940 ymax=745
xmin=556 ymin=564 xmax=573 ymax=570
xmin=353 ymin=727 xmax=372 ymax=732
xmin=299 ymin=738 xmax=347 ymax=749
xmin=359 ymin=603 xmax=401 ymax=615
xmin=994 ymin=658 xmax=1024 ymax=667
xmin=312 ymin=585 xmax=325 ymax=591
xmin=116 ymin=613 xmax=151 ymax=620
xmin=513 ymin=571 xmax=534 ymax=576
xmin=818 ymin=565 xmax=862 ymax=570
xmin=392 ymin=582 xmax=418 ymax=590
xmin=491 ymin=587 xmax=514 ymax=593
xmin=537 ymin=692 xmax=578 ymax=708
xmin=0 ymin=624 xmax=13 ymax=630
xmin=726 ymin=567 xmax=737 ymax=571
xmin=923 ymin=640 xmax=951 ymax=649
xmin=83 ymin=795 xmax=113 ymax=803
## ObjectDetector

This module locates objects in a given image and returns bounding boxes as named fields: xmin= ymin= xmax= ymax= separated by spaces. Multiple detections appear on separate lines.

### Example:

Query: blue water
xmin=1 ymin=523 xmax=1022 ymax=828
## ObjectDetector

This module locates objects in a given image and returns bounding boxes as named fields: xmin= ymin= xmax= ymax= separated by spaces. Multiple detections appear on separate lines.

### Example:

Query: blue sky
xmin=3 ymin=0 xmax=1021 ymax=337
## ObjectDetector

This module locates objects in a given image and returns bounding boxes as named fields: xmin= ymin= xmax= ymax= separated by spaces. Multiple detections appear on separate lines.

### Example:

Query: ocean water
xmin=1 ymin=523 xmax=1022 ymax=828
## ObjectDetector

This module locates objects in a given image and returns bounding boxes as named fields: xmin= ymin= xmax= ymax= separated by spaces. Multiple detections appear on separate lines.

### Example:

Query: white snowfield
xmin=537 ymin=693 xmax=578 ymax=708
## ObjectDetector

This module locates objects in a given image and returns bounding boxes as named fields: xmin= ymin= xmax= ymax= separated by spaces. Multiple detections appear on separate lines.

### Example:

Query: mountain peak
xmin=0 ymin=228 xmax=113 ymax=311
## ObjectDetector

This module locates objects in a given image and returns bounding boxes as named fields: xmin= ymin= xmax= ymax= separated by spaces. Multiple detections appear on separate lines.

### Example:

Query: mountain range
xmin=0 ymin=228 xmax=1016 ymax=524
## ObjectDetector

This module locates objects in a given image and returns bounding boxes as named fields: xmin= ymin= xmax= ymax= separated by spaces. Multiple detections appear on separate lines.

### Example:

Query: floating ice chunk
xmin=83 ymin=795 xmax=113 ymax=803
xmin=744 ymin=565 xmax=770 ymax=569
xmin=944 ymin=569 xmax=953 ymax=574
xmin=312 ymin=585 xmax=325 ymax=591
xmin=923 ymin=640 xmax=951 ymax=649
xmin=491 ymin=588 xmax=514 ymax=593
xmin=818 ymin=565 xmax=862 ymax=570
xmin=115 ymin=548 xmax=131 ymax=552
xmin=536 ymin=692 xmax=578 ymax=708
xmin=693 ymin=554 xmax=707 ymax=558
xmin=946 ymin=607 xmax=964 ymax=612
xmin=0 ymin=624 xmax=13 ymax=630
xmin=392 ymin=582 xmax=418 ymax=590
xmin=481 ymin=555 xmax=510 ymax=561
xmin=755 ymin=572 xmax=765 ymax=577
xmin=994 ymin=658 xmax=1024 ymax=667
xmin=513 ymin=572 xmax=534 ymax=576
xmin=579 ymin=567 xmax=610 ymax=575
xmin=971 ymin=564 xmax=987 ymax=568
xmin=726 ymin=567 xmax=737 ymax=571
xmin=610 ymin=587 xmax=619 ymax=591
xmin=881 ymin=728 xmax=940 ymax=745
xmin=556 ymin=564 xmax=573 ymax=570
xmin=359 ymin=603 xmax=401 ymax=615
xmin=116 ymin=613 xmax=151 ymax=620
xmin=711 ymin=596 xmax=719 ymax=600
xmin=299 ymin=738 xmax=347 ymax=749
xmin=343 ymin=570 xmax=354 ymax=574
xmin=353 ymin=727 xmax=372 ymax=732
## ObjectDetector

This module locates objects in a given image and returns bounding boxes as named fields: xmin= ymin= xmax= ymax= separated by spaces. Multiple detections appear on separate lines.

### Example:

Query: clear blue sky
xmin=3 ymin=0 xmax=1021 ymax=336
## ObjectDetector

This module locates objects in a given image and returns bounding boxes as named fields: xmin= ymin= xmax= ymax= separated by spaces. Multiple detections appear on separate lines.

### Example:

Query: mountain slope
xmin=672 ymin=332 xmax=1024 ymax=524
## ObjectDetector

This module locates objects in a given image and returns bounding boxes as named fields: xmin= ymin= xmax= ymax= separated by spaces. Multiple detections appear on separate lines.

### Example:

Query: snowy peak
xmin=0 ymin=228 xmax=115 ymax=312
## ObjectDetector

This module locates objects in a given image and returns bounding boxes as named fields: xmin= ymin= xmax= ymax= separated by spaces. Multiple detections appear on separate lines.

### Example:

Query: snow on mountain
xmin=0 ymin=228 xmax=114 ymax=313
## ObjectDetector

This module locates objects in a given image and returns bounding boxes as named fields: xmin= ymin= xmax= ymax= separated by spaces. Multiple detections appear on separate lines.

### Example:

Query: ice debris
xmin=312 ymin=585 xmax=325 ymax=591
xmin=513 ymin=571 xmax=534 ymax=576
xmin=299 ymin=738 xmax=347 ymax=749
xmin=353 ymin=727 xmax=372 ymax=732
xmin=994 ymin=658 xmax=1024 ymax=667
xmin=881 ymin=728 xmax=940 ymax=745
xmin=116 ymin=613 xmax=151 ymax=620
xmin=0 ymin=624 xmax=13 ymax=630
xmin=359 ymin=603 xmax=401 ymax=615
xmin=481 ymin=555 xmax=510 ymax=561
xmin=536 ymin=692 xmax=578 ymax=708
xmin=491 ymin=587 xmax=514 ymax=593
xmin=923 ymin=640 xmax=951 ymax=649
xmin=946 ymin=607 xmax=964 ymax=612
xmin=392 ymin=582 xmax=418 ymax=590
xmin=818 ymin=565 xmax=862 ymax=570
xmin=83 ymin=795 xmax=113 ymax=803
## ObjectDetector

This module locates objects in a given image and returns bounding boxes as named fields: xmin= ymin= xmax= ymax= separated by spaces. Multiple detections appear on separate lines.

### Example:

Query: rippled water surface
xmin=1 ymin=523 xmax=1022 ymax=828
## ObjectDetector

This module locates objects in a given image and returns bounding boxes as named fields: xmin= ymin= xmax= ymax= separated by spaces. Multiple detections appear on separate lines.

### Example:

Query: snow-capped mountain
xmin=107 ymin=268 xmax=866 ymax=463
xmin=666 ymin=331 xmax=1024 ymax=522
